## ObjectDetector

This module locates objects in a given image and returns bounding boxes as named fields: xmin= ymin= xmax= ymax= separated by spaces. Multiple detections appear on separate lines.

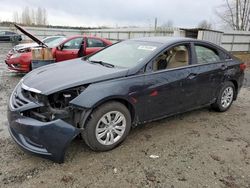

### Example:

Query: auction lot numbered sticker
xmin=138 ymin=46 xmax=157 ymax=51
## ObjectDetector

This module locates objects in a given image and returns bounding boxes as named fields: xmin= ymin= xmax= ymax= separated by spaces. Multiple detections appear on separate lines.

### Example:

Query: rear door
xmin=189 ymin=43 xmax=227 ymax=106
xmin=85 ymin=38 xmax=107 ymax=55
xmin=55 ymin=37 xmax=84 ymax=62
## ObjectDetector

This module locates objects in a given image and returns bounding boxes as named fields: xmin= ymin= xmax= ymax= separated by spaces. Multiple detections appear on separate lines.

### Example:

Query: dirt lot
xmin=0 ymin=43 xmax=250 ymax=188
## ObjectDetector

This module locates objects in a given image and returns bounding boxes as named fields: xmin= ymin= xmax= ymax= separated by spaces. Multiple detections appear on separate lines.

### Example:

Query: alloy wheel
xmin=221 ymin=86 xmax=234 ymax=109
xmin=95 ymin=111 xmax=126 ymax=145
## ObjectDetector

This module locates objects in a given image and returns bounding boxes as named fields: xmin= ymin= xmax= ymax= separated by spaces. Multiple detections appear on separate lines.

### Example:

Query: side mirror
xmin=82 ymin=56 xmax=88 ymax=60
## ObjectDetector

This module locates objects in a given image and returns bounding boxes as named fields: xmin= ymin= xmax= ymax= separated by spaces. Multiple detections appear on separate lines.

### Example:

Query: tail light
xmin=240 ymin=63 xmax=246 ymax=71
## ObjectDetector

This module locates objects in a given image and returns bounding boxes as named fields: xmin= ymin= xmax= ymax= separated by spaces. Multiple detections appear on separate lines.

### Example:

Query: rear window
xmin=87 ymin=38 xmax=106 ymax=48
xmin=195 ymin=45 xmax=221 ymax=64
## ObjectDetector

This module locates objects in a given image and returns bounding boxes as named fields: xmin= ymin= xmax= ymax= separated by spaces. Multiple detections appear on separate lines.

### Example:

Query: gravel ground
xmin=0 ymin=43 xmax=250 ymax=188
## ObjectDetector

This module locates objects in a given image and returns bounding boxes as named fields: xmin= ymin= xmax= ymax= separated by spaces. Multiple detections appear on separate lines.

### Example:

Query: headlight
xmin=10 ymin=53 xmax=22 ymax=59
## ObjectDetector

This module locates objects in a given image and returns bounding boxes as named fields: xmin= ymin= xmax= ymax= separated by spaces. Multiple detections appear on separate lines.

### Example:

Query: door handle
xmin=187 ymin=73 xmax=197 ymax=80
xmin=221 ymin=64 xmax=228 ymax=70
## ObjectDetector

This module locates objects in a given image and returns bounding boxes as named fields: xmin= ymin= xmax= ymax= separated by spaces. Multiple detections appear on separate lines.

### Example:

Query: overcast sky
xmin=0 ymin=0 xmax=224 ymax=28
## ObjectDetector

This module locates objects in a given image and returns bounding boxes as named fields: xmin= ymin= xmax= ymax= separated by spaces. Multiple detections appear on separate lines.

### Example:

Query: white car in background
xmin=13 ymin=36 xmax=66 ymax=51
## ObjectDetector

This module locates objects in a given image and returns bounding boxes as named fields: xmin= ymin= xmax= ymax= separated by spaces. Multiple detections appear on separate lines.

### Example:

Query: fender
xmin=224 ymin=61 xmax=244 ymax=97
xmin=69 ymin=75 xmax=145 ymax=120
xmin=215 ymin=61 xmax=243 ymax=100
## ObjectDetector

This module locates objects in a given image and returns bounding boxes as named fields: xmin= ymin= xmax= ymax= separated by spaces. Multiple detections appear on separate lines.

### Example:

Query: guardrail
xmin=83 ymin=30 xmax=176 ymax=42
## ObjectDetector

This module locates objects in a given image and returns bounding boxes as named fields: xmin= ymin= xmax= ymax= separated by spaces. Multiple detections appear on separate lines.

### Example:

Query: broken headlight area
xmin=23 ymin=86 xmax=86 ymax=125
xmin=23 ymin=105 xmax=71 ymax=123
xmin=17 ymin=47 xmax=31 ymax=53
xmin=22 ymin=89 xmax=46 ymax=103
xmin=47 ymin=86 xmax=86 ymax=109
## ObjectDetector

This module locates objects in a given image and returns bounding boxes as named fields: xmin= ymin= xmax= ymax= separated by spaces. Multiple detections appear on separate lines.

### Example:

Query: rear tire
xmin=82 ymin=101 xmax=131 ymax=151
xmin=212 ymin=81 xmax=235 ymax=112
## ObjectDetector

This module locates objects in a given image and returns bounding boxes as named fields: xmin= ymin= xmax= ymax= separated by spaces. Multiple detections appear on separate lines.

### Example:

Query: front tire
xmin=212 ymin=81 xmax=235 ymax=112
xmin=82 ymin=101 xmax=131 ymax=151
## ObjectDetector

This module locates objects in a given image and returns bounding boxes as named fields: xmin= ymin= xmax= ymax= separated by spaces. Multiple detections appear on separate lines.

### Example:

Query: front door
xmin=142 ymin=43 xmax=198 ymax=121
xmin=55 ymin=37 xmax=84 ymax=62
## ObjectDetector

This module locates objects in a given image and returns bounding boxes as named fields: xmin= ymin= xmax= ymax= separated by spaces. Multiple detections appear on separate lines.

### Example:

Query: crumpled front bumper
xmin=5 ymin=50 xmax=31 ymax=72
xmin=5 ymin=57 xmax=30 ymax=72
xmin=8 ymin=108 xmax=80 ymax=163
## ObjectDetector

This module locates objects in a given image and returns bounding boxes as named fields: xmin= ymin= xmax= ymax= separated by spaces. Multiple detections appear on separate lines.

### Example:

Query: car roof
xmin=43 ymin=36 xmax=65 ymax=38
xmin=129 ymin=36 xmax=226 ymax=52
xmin=67 ymin=35 xmax=99 ymax=38
xmin=126 ymin=36 xmax=230 ymax=75
xmin=130 ymin=36 xmax=197 ymax=44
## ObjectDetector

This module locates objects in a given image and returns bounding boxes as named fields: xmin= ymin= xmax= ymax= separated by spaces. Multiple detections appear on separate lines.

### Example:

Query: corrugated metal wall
xmin=221 ymin=31 xmax=250 ymax=52
xmin=1 ymin=26 xmax=250 ymax=52
xmin=197 ymin=30 xmax=223 ymax=46
xmin=83 ymin=27 xmax=177 ymax=42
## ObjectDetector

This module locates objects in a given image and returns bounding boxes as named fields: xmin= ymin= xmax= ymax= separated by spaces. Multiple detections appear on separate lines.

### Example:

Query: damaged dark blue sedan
xmin=8 ymin=37 xmax=245 ymax=163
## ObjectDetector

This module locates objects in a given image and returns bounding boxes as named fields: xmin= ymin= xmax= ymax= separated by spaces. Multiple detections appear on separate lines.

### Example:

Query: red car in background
xmin=5 ymin=25 xmax=112 ymax=73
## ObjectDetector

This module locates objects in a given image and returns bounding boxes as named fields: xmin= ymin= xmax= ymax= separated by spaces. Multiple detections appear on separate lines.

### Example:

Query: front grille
xmin=12 ymin=89 xmax=30 ymax=109
xmin=11 ymin=83 xmax=43 ymax=110
xmin=21 ymin=89 xmax=37 ymax=102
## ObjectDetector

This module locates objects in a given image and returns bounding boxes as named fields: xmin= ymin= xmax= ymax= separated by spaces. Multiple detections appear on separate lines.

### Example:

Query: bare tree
xmin=36 ymin=7 xmax=43 ymax=25
xmin=36 ymin=7 xmax=48 ymax=25
xmin=216 ymin=0 xmax=250 ymax=30
xmin=198 ymin=20 xmax=213 ymax=29
xmin=21 ymin=7 xmax=32 ymax=25
xmin=13 ymin=11 xmax=19 ymax=23
xmin=31 ymin=9 xmax=36 ymax=25
xmin=15 ymin=6 xmax=48 ymax=26
xmin=42 ymin=8 xmax=48 ymax=25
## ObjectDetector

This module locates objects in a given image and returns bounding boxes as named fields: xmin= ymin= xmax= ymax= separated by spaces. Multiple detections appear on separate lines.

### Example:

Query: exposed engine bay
xmin=23 ymin=86 xmax=86 ymax=125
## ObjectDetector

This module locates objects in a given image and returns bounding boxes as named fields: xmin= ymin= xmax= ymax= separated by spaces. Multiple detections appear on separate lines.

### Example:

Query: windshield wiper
xmin=89 ymin=60 xmax=114 ymax=68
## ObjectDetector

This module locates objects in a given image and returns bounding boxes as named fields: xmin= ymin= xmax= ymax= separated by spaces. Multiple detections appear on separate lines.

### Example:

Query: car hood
xmin=14 ymin=24 xmax=47 ymax=47
xmin=22 ymin=58 xmax=129 ymax=95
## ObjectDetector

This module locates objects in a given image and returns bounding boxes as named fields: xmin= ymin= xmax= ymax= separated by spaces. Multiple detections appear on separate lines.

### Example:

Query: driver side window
xmin=63 ymin=38 xmax=83 ymax=50
xmin=152 ymin=44 xmax=190 ymax=71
